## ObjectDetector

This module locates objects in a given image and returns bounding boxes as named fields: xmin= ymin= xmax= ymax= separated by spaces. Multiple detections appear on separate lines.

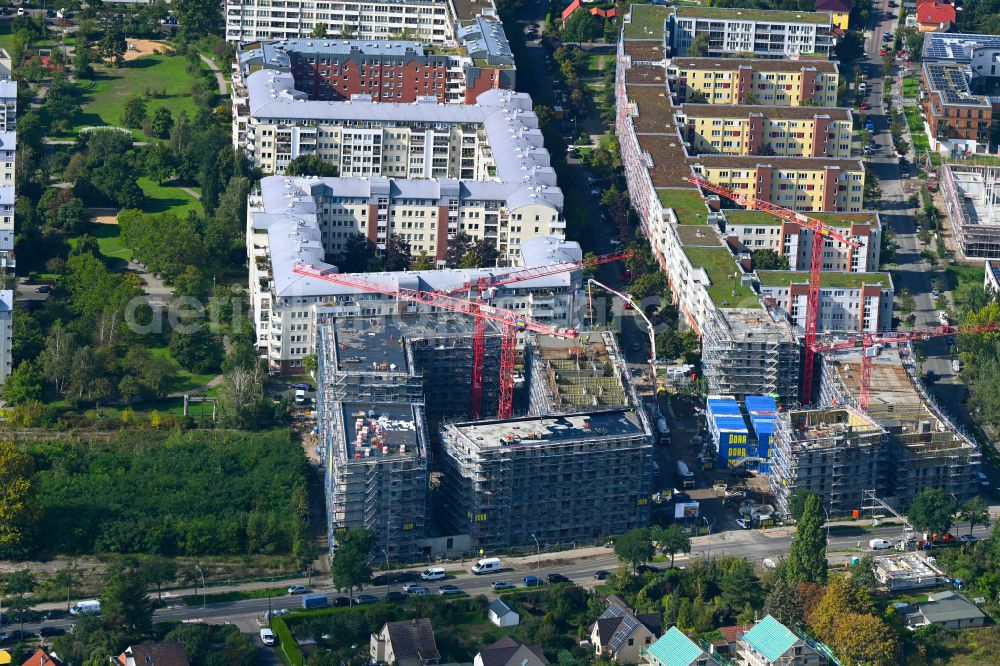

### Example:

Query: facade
xmin=920 ymin=63 xmax=992 ymax=155
xmin=439 ymin=410 xmax=653 ymax=550
xmin=475 ymin=637 xmax=547 ymax=666
xmin=906 ymin=592 xmax=986 ymax=629
xmin=0 ymin=290 xmax=12 ymax=387
xmin=590 ymin=596 xmax=661 ymax=665
xmin=720 ymin=210 xmax=881 ymax=273
xmin=669 ymin=7 xmax=836 ymax=59
xmin=486 ymin=601 xmax=520 ymax=628
xmin=814 ymin=0 xmax=852 ymax=30
xmin=690 ymin=157 xmax=867 ymax=213
xmin=668 ymin=58 xmax=840 ymax=107
xmin=941 ymin=165 xmax=1000 ymax=260
xmin=736 ymin=616 xmax=824 ymax=666
xmin=232 ymin=33 xmax=513 ymax=109
xmin=707 ymin=397 xmax=751 ymax=469
xmin=642 ymin=627 xmax=723 ymax=666
xmin=678 ymin=105 xmax=853 ymax=158
xmin=756 ymin=270 xmax=894 ymax=333
xmin=370 ymin=619 xmax=441 ymax=666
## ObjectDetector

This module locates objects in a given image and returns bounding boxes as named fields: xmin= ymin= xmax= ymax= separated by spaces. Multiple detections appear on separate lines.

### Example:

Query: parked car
xmin=735 ymin=518 xmax=752 ymax=530
xmin=593 ymin=570 xmax=609 ymax=580
xmin=332 ymin=596 xmax=352 ymax=607
xmin=288 ymin=584 xmax=308 ymax=595
xmin=860 ymin=102 xmax=870 ymax=110
xmin=869 ymin=538 xmax=893 ymax=550
xmin=291 ymin=383 xmax=312 ymax=391
xmin=522 ymin=576 xmax=542 ymax=587
xmin=636 ymin=564 xmax=661 ymax=574
xmin=438 ymin=585 xmax=462 ymax=595
xmin=260 ymin=628 xmax=276 ymax=646
xmin=402 ymin=582 xmax=425 ymax=593
xmin=546 ymin=573 xmax=569 ymax=584
xmin=354 ymin=594 xmax=379 ymax=605
xmin=38 ymin=626 xmax=66 ymax=638
xmin=491 ymin=580 xmax=515 ymax=591
xmin=404 ymin=585 xmax=428 ymax=595
xmin=384 ymin=591 xmax=406 ymax=602
xmin=960 ymin=534 xmax=979 ymax=543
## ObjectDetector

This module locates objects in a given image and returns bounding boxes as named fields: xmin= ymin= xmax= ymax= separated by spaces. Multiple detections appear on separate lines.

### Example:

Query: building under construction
xmin=524 ymin=331 xmax=638 ymax=415
xmin=701 ymin=307 xmax=801 ymax=402
xmin=770 ymin=407 xmax=890 ymax=518
xmin=940 ymin=164 xmax=1000 ymax=260
xmin=820 ymin=348 xmax=981 ymax=508
xmin=439 ymin=409 xmax=653 ymax=551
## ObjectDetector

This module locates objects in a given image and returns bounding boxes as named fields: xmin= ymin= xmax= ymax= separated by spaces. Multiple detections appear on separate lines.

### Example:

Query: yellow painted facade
xmin=684 ymin=115 xmax=853 ymax=157
xmin=829 ymin=10 xmax=849 ymax=30
xmin=675 ymin=67 xmax=839 ymax=106
xmin=694 ymin=164 xmax=866 ymax=212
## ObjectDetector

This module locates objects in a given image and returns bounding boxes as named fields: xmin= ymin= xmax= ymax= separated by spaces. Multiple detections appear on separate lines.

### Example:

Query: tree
xmin=412 ymin=251 xmax=434 ymax=270
xmin=55 ymin=197 xmax=90 ymax=232
xmin=787 ymin=488 xmax=815 ymax=522
xmin=764 ymin=577 xmax=804 ymax=626
xmin=908 ymin=487 xmax=957 ymax=536
xmin=339 ymin=234 xmax=372 ymax=273
xmin=786 ymin=493 xmax=827 ymax=584
xmin=959 ymin=496 xmax=991 ymax=535
xmin=330 ymin=528 xmax=375 ymax=601
xmin=383 ymin=233 xmax=412 ymax=271
xmin=751 ymin=249 xmax=790 ymax=271
xmin=98 ymin=30 xmax=127 ymax=67
xmin=653 ymin=524 xmax=690 ymax=567
xmin=140 ymin=557 xmax=177 ymax=600
xmin=850 ymin=554 xmax=879 ymax=593
xmin=38 ymin=322 xmax=77 ymax=396
xmin=149 ymin=107 xmax=174 ymax=140
xmin=613 ymin=527 xmax=654 ymax=572
xmin=687 ymin=33 xmax=711 ymax=57
xmin=311 ymin=22 xmax=328 ymax=37
xmin=807 ymin=576 xmax=874 ymax=643
xmin=173 ymin=265 xmax=210 ymax=299
xmin=562 ymin=10 xmax=601 ymax=43
xmin=218 ymin=363 xmax=273 ymax=430
xmin=174 ymin=0 xmax=222 ymax=40
xmin=832 ymin=613 xmax=898 ymax=666
xmin=3 ymin=361 xmax=43 ymax=405
xmin=101 ymin=568 xmax=155 ymax=634
xmin=121 ymin=97 xmax=148 ymax=129
xmin=285 ymin=154 xmax=339 ymax=177
xmin=169 ymin=327 xmax=224 ymax=375
xmin=0 ymin=443 xmax=41 ymax=558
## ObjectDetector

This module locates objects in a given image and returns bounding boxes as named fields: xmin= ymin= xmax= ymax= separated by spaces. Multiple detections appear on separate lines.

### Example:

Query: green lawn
xmin=68 ymin=222 xmax=130 ymax=260
xmin=904 ymin=105 xmax=931 ymax=153
xmin=138 ymin=177 xmax=203 ymax=218
xmin=657 ymin=187 xmax=710 ymax=225
xmin=623 ymin=4 xmax=671 ymax=40
xmin=902 ymin=76 xmax=919 ymax=99
xmin=149 ymin=346 xmax=219 ymax=393
xmin=63 ymin=52 xmax=208 ymax=141
xmin=183 ymin=587 xmax=288 ymax=606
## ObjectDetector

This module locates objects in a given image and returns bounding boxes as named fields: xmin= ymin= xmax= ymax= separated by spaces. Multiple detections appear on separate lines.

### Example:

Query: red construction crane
xmin=442 ymin=250 xmax=630 ymax=417
xmin=291 ymin=263 xmax=578 ymax=420
xmin=440 ymin=250 xmax=632 ymax=296
xmin=685 ymin=174 xmax=863 ymax=405
xmin=811 ymin=323 xmax=1000 ymax=412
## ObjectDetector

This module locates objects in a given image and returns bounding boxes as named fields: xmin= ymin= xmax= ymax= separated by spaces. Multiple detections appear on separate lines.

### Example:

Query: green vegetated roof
xmin=722 ymin=210 xmax=879 ymax=227
xmin=646 ymin=627 xmax=706 ymax=666
xmin=658 ymin=188 xmax=710 ymax=225
xmin=756 ymin=270 xmax=892 ymax=289
xmin=740 ymin=616 xmax=798 ymax=663
xmin=682 ymin=246 xmax=756 ymax=306
xmin=675 ymin=6 xmax=832 ymax=24
xmin=624 ymin=4 xmax=671 ymax=41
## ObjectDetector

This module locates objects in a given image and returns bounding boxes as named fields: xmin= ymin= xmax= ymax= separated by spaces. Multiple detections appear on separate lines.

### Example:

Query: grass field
xmin=148 ymin=345 xmax=219 ymax=393
xmin=183 ymin=586 xmax=288 ymax=606
xmin=65 ymin=53 xmax=208 ymax=141
xmin=903 ymin=104 xmax=931 ymax=152
xmin=902 ymin=76 xmax=919 ymax=99
xmin=138 ymin=177 xmax=203 ymax=218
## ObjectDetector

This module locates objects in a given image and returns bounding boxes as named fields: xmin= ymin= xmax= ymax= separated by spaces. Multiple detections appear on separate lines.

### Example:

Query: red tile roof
xmin=562 ymin=0 xmax=581 ymax=22
xmin=916 ymin=0 xmax=956 ymax=25
xmin=21 ymin=651 xmax=63 ymax=666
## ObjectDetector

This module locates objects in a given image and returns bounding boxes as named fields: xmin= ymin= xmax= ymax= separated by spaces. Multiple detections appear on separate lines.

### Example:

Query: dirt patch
xmin=124 ymin=39 xmax=172 ymax=62
xmin=87 ymin=207 xmax=118 ymax=225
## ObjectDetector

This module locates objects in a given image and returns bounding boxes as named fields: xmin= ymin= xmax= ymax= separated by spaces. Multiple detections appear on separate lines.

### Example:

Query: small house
xmin=22 ymin=652 xmax=62 ymax=666
xmin=906 ymin=591 xmax=986 ymax=629
xmin=112 ymin=644 xmax=188 ymax=666
xmin=371 ymin=619 xmax=441 ymax=666
xmin=642 ymin=627 xmax=723 ymax=666
xmin=475 ymin=636 xmax=547 ymax=666
xmin=736 ymin=616 xmax=823 ymax=666
xmin=487 ymin=599 xmax=520 ymax=628
xmin=590 ymin=595 xmax=662 ymax=664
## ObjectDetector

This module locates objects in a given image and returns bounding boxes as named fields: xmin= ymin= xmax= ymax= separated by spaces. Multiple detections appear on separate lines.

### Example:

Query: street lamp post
xmin=382 ymin=549 xmax=390 ymax=598
xmin=821 ymin=504 xmax=831 ymax=558
xmin=197 ymin=566 xmax=206 ymax=613
xmin=530 ymin=534 xmax=540 ymax=571
xmin=700 ymin=517 xmax=712 ymax=561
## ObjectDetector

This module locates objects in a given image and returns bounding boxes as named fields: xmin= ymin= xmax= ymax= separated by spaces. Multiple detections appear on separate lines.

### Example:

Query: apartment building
xmin=678 ymin=104 xmax=853 ymax=158
xmin=0 ymin=290 xmax=11 ymax=386
xmin=0 ymin=55 xmax=13 ymax=386
xmin=232 ymin=31 xmax=514 ymax=109
xmin=921 ymin=62 xmax=992 ymax=155
xmin=690 ymin=157 xmax=867 ymax=212
xmin=668 ymin=58 xmax=840 ymax=106
xmin=225 ymin=0 xmax=453 ymax=44
xmin=439 ymin=410 xmax=653 ymax=550
xmin=669 ymin=7 xmax=836 ymax=59
xmin=756 ymin=270 xmax=894 ymax=333
xmin=719 ymin=210 xmax=881 ymax=273
xmin=248 ymin=174 xmax=580 ymax=367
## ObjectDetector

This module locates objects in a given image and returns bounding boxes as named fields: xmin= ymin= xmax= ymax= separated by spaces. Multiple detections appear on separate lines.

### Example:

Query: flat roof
xmin=638 ymin=134 xmax=693 ymax=188
xmin=626 ymin=63 xmax=668 ymax=85
xmin=623 ymin=4 xmax=671 ymax=41
xmin=451 ymin=0 xmax=496 ymax=21
xmin=626 ymin=84 xmax=677 ymax=134
xmin=693 ymin=155 xmax=865 ymax=172
xmin=343 ymin=402 xmax=420 ymax=458
xmin=714 ymin=414 xmax=749 ymax=432
xmin=682 ymin=246 xmax=756 ymax=305
xmin=670 ymin=57 xmax=839 ymax=74
xmin=675 ymin=6 xmax=832 ymax=24
xmin=922 ymin=32 xmax=1000 ymax=63
xmin=786 ymin=407 xmax=884 ymax=444
xmin=658 ymin=188 xmax=709 ymax=224
xmin=723 ymin=210 xmax=879 ymax=227
xmin=624 ymin=41 xmax=666 ymax=63
xmin=923 ymin=62 xmax=990 ymax=108
xmin=681 ymin=103 xmax=851 ymax=121
xmin=757 ymin=270 xmax=892 ymax=289
xmin=332 ymin=318 xmax=411 ymax=373
xmin=675 ymin=224 xmax=721 ymax=247
xmin=451 ymin=409 xmax=646 ymax=449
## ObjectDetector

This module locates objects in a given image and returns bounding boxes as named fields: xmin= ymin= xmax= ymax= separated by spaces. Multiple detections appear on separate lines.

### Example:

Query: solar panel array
xmin=923 ymin=33 xmax=1000 ymax=63
xmin=607 ymin=615 xmax=641 ymax=653
xmin=925 ymin=64 xmax=989 ymax=106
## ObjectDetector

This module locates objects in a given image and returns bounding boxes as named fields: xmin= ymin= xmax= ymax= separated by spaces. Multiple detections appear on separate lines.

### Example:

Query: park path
xmin=199 ymin=54 xmax=228 ymax=96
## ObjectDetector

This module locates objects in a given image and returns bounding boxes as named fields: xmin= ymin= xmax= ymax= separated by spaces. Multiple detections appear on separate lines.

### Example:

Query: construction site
xmin=940 ymin=163 xmax=1000 ymax=260
xmin=770 ymin=407 xmax=889 ymax=517
xmin=819 ymin=348 xmax=982 ymax=508
xmin=438 ymin=409 xmax=653 ymax=551
xmin=700 ymin=307 xmax=802 ymax=402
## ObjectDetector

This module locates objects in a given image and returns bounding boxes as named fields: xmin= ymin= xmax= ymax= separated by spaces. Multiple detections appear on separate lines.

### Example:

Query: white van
xmin=869 ymin=538 xmax=893 ymax=550
xmin=260 ymin=628 xmax=276 ymax=646
xmin=294 ymin=390 xmax=306 ymax=404
xmin=420 ymin=567 xmax=446 ymax=581
xmin=470 ymin=557 xmax=502 ymax=575
xmin=69 ymin=600 xmax=101 ymax=616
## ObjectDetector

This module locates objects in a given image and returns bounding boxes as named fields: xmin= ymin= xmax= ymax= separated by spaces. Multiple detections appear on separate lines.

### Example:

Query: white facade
xmin=0 ymin=290 xmax=12 ymax=385
xmin=670 ymin=8 xmax=836 ymax=59
xmin=225 ymin=0 xmax=452 ymax=43
xmin=757 ymin=274 xmax=895 ymax=333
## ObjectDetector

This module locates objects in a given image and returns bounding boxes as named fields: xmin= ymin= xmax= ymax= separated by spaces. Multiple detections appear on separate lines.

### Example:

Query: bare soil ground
xmin=123 ymin=39 xmax=172 ymax=62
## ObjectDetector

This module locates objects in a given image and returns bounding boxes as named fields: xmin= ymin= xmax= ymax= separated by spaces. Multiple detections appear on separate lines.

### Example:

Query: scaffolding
xmin=439 ymin=410 xmax=653 ymax=551
xmin=525 ymin=331 xmax=638 ymax=415
xmin=770 ymin=407 xmax=889 ymax=518
xmin=942 ymin=164 xmax=1000 ymax=260
xmin=701 ymin=307 xmax=801 ymax=402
